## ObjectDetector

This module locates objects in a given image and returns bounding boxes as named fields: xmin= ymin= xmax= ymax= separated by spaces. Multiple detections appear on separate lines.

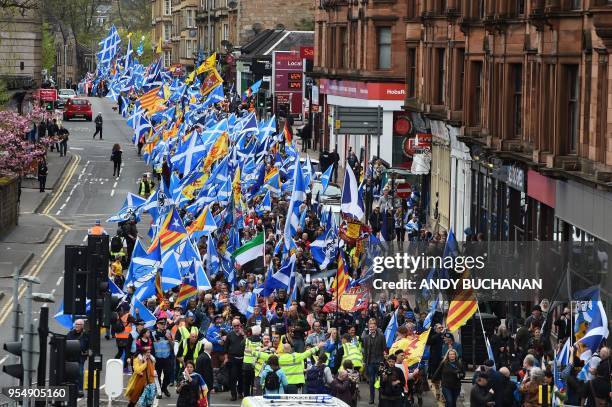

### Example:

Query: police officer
xmin=138 ymin=173 xmax=155 ymax=197
xmin=243 ymin=325 xmax=263 ymax=397
xmin=152 ymin=318 xmax=173 ymax=398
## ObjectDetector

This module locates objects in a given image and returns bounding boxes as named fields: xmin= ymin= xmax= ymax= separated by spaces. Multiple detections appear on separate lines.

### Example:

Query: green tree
xmin=41 ymin=21 xmax=55 ymax=71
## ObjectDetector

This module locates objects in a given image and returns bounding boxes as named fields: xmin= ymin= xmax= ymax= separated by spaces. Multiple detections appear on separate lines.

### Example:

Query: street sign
xmin=335 ymin=106 xmax=383 ymax=135
xmin=104 ymin=359 xmax=124 ymax=399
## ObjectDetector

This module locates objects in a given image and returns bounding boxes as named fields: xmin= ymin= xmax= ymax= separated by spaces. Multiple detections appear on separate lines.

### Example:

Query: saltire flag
xmin=54 ymin=302 xmax=91 ymax=330
xmin=131 ymin=298 xmax=156 ymax=328
xmin=285 ymin=278 xmax=298 ymax=310
xmin=176 ymin=261 xmax=198 ymax=306
xmin=202 ymin=84 xmax=225 ymax=107
xmin=148 ymin=207 xmax=188 ymax=255
xmin=556 ymin=339 xmax=571 ymax=367
xmin=206 ymin=233 xmax=220 ymax=276
xmin=125 ymin=239 xmax=159 ymax=288
xmin=330 ymin=251 xmax=350 ymax=298
xmin=320 ymin=164 xmax=333 ymax=194
xmin=310 ymin=221 xmax=339 ymax=270
xmin=245 ymin=292 xmax=257 ymax=319
xmin=109 ymin=278 xmax=125 ymax=296
xmin=485 ymin=336 xmax=496 ymax=369
xmin=159 ymin=252 xmax=183 ymax=291
xmin=106 ymin=192 xmax=146 ymax=222
xmin=124 ymin=33 xmax=133 ymax=69
xmin=341 ymin=165 xmax=364 ymax=220
xmin=574 ymin=286 xmax=609 ymax=361
xmin=385 ymin=309 xmax=399 ymax=348
xmin=423 ymin=297 xmax=439 ymax=330
xmin=231 ymin=232 xmax=264 ymax=273
xmin=136 ymin=35 xmax=144 ymax=56
xmin=283 ymin=159 xmax=306 ymax=250
xmin=134 ymin=115 xmax=152 ymax=146
xmin=242 ymin=79 xmax=262 ymax=101
xmin=256 ymin=190 xmax=272 ymax=215
xmin=262 ymin=254 xmax=296 ymax=296
xmin=446 ymin=286 xmax=478 ymax=332
xmin=200 ymin=68 xmax=223 ymax=97
xmin=96 ymin=25 xmax=121 ymax=65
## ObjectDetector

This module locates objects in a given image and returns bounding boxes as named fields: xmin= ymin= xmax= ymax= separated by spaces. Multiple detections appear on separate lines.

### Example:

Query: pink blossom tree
xmin=0 ymin=105 xmax=52 ymax=177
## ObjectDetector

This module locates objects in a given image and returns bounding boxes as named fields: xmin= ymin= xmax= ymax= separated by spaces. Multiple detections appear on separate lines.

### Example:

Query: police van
xmin=241 ymin=394 xmax=350 ymax=407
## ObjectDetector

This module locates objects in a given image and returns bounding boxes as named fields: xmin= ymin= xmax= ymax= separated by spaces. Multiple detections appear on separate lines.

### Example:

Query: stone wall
xmin=238 ymin=0 xmax=314 ymax=45
xmin=0 ymin=177 xmax=19 ymax=235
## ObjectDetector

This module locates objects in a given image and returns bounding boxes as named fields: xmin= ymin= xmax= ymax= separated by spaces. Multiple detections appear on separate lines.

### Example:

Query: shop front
xmin=319 ymin=78 xmax=406 ymax=166
xmin=526 ymin=170 xmax=556 ymax=241
xmin=470 ymin=159 xmax=528 ymax=241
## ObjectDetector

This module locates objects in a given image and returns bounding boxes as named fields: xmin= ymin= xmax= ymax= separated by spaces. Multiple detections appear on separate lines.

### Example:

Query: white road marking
xmin=56 ymin=210 xmax=61 ymax=215
xmin=65 ymin=196 xmax=70 ymax=203
xmin=56 ymin=276 xmax=63 ymax=286
xmin=71 ymin=147 xmax=84 ymax=150
xmin=113 ymin=181 xmax=117 ymax=188
xmin=110 ymin=189 xmax=115 ymax=197
xmin=0 ymin=356 xmax=8 ymax=365
xmin=51 ymin=288 xmax=56 ymax=295
xmin=83 ymin=235 xmax=88 ymax=242
xmin=60 ymin=203 xmax=66 ymax=210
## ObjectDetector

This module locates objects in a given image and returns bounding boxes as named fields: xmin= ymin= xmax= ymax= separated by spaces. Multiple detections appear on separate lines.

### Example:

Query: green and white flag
xmin=231 ymin=232 xmax=264 ymax=272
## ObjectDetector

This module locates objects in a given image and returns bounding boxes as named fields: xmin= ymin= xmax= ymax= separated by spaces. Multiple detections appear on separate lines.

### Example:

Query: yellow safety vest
xmin=181 ymin=340 xmax=203 ymax=361
xmin=341 ymin=342 xmax=363 ymax=368
xmin=252 ymin=350 xmax=272 ymax=377
xmin=243 ymin=338 xmax=261 ymax=366
xmin=178 ymin=325 xmax=199 ymax=342
xmin=278 ymin=347 xmax=318 ymax=385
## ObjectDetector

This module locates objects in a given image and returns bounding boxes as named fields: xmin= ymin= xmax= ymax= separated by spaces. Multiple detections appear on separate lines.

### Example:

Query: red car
xmin=63 ymin=98 xmax=92 ymax=121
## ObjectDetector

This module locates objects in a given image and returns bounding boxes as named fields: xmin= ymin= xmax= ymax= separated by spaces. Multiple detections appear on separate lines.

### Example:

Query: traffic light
xmin=277 ymin=103 xmax=288 ymax=118
xmin=45 ymin=101 xmax=54 ymax=111
xmin=2 ymin=340 xmax=23 ymax=382
xmin=265 ymin=96 xmax=274 ymax=115
xmin=64 ymin=245 xmax=88 ymax=315
xmin=87 ymin=235 xmax=110 ymax=326
xmin=49 ymin=335 xmax=81 ymax=387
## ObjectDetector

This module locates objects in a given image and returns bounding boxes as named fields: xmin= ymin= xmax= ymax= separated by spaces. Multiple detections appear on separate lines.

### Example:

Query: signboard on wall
xmin=319 ymin=78 xmax=406 ymax=101
xmin=273 ymin=51 xmax=304 ymax=115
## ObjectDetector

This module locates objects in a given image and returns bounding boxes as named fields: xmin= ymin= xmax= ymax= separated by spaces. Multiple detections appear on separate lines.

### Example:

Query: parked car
xmin=56 ymin=88 xmax=76 ymax=108
xmin=63 ymin=98 xmax=92 ymax=121
xmin=311 ymin=180 xmax=341 ymax=204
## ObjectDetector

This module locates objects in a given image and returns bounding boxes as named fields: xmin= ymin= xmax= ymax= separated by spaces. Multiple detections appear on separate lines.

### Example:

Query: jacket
xmin=206 ymin=324 xmax=225 ymax=352
xmin=433 ymin=360 xmax=465 ymax=390
xmin=95 ymin=115 xmax=103 ymax=127
xmin=195 ymin=351 xmax=214 ymax=390
xmin=329 ymin=378 xmax=354 ymax=405
xmin=362 ymin=329 xmax=385 ymax=365
xmin=260 ymin=365 xmax=289 ymax=395
xmin=125 ymin=354 xmax=156 ymax=403
xmin=470 ymin=383 xmax=495 ymax=407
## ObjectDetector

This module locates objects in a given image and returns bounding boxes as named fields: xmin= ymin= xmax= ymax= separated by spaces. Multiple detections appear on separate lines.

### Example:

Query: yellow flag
xmin=155 ymin=37 xmax=162 ymax=54
xmin=163 ymin=84 xmax=171 ymax=101
xmin=403 ymin=330 xmax=431 ymax=367
xmin=203 ymin=132 xmax=229 ymax=171
xmin=232 ymin=167 xmax=241 ymax=203
xmin=185 ymin=71 xmax=195 ymax=85
xmin=195 ymin=52 xmax=217 ymax=75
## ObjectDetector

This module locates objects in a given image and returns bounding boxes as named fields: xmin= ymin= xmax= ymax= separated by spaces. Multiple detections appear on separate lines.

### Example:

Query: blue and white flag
xmin=423 ymin=297 xmax=439 ymax=330
xmin=575 ymin=287 xmax=609 ymax=361
xmin=256 ymin=190 xmax=272 ymax=215
xmin=320 ymin=164 xmax=333 ymax=194
xmin=310 ymin=223 xmax=338 ymax=270
xmin=125 ymin=239 xmax=159 ymax=288
xmin=385 ymin=309 xmax=399 ymax=348
xmin=245 ymin=292 xmax=257 ymax=319
xmin=341 ymin=165 xmax=364 ymax=220
xmin=107 ymin=192 xmax=146 ymax=222
xmin=131 ymin=298 xmax=156 ymax=328
xmin=263 ymin=254 xmax=296 ymax=296
xmin=283 ymin=160 xmax=306 ymax=250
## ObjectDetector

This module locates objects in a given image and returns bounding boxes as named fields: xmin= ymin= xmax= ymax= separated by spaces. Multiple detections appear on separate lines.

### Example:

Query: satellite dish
xmin=228 ymin=0 xmax=237 ymax=8
xmin=275 ymin=23 xmax=285 ymax=31
xmin=252 ymin=22 xmax=263 ymax=33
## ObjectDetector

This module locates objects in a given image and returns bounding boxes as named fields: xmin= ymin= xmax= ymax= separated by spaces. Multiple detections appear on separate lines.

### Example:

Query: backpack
xmin=305 ymin=365 xmax=328 ymax=394
xmin=264 ymin=369 xmax=281 ymax=391
xmin=110 ymin=235 xmax=123 ymax=253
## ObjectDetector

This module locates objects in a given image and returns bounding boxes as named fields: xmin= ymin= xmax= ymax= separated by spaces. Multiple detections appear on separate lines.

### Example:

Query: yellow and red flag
xmin=195 ymin=52 xmax=217 ymax=75
xmin=148 ymin=207 xmax=188 ymax=254
xmin=283 ymin=120 xmax=293 ymax=144
xmin=139 ymin=87 xmax=164 ymax=113
xmin=232 ymin=167 xmax=242 ymax=203
xmin=446 ymin=288 xmax=478 ymax=332
xmin=203 ymin=131 xmax=229 ymax=171
xmin=330 ymin=252 xmax=350 ymax=299
xmin=200 ymin=68 xmax=223 ymax=97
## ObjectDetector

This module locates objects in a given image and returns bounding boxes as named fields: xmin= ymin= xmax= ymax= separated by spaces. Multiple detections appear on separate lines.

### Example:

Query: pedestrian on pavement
xmin=93 ymin=112 xmax=103 ymax=139
xmin=58 ymin=124 xmax=69 ymax=157
xmin=301 ymin=122 xmax=311 ymax=152
xmin=125 ymin=346 xmax=157 ymax=407
xmin=137 ymin=133 xmax=145 ymax=157
xmin=224 ymin=317 xmax=246 ymax=401
xmin=176 ymin=360 xmax=209 ymax=407
xmin=37 ymin=119 xmax=47 ymax=140
xmin=111 ymin=143 xmax=123 ymax=177
xmin=152 ymin=318 xmax=173 ymax=399
xmin=66 ymin=319 xmax=89 ymax=396
xmin=47 ymin=119 xmax=59 ymax=152
xmin=88 ymin=219 xmax=107 ymax=235
xmin=37 ymin=157 xmax=48 ymax=192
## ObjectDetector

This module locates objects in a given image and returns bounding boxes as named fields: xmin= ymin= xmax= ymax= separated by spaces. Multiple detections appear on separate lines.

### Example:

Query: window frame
xmin=406 ymin=47 xmax=417 ymax=98
xmin=376 ymin=26 xmax=392 ymax=70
